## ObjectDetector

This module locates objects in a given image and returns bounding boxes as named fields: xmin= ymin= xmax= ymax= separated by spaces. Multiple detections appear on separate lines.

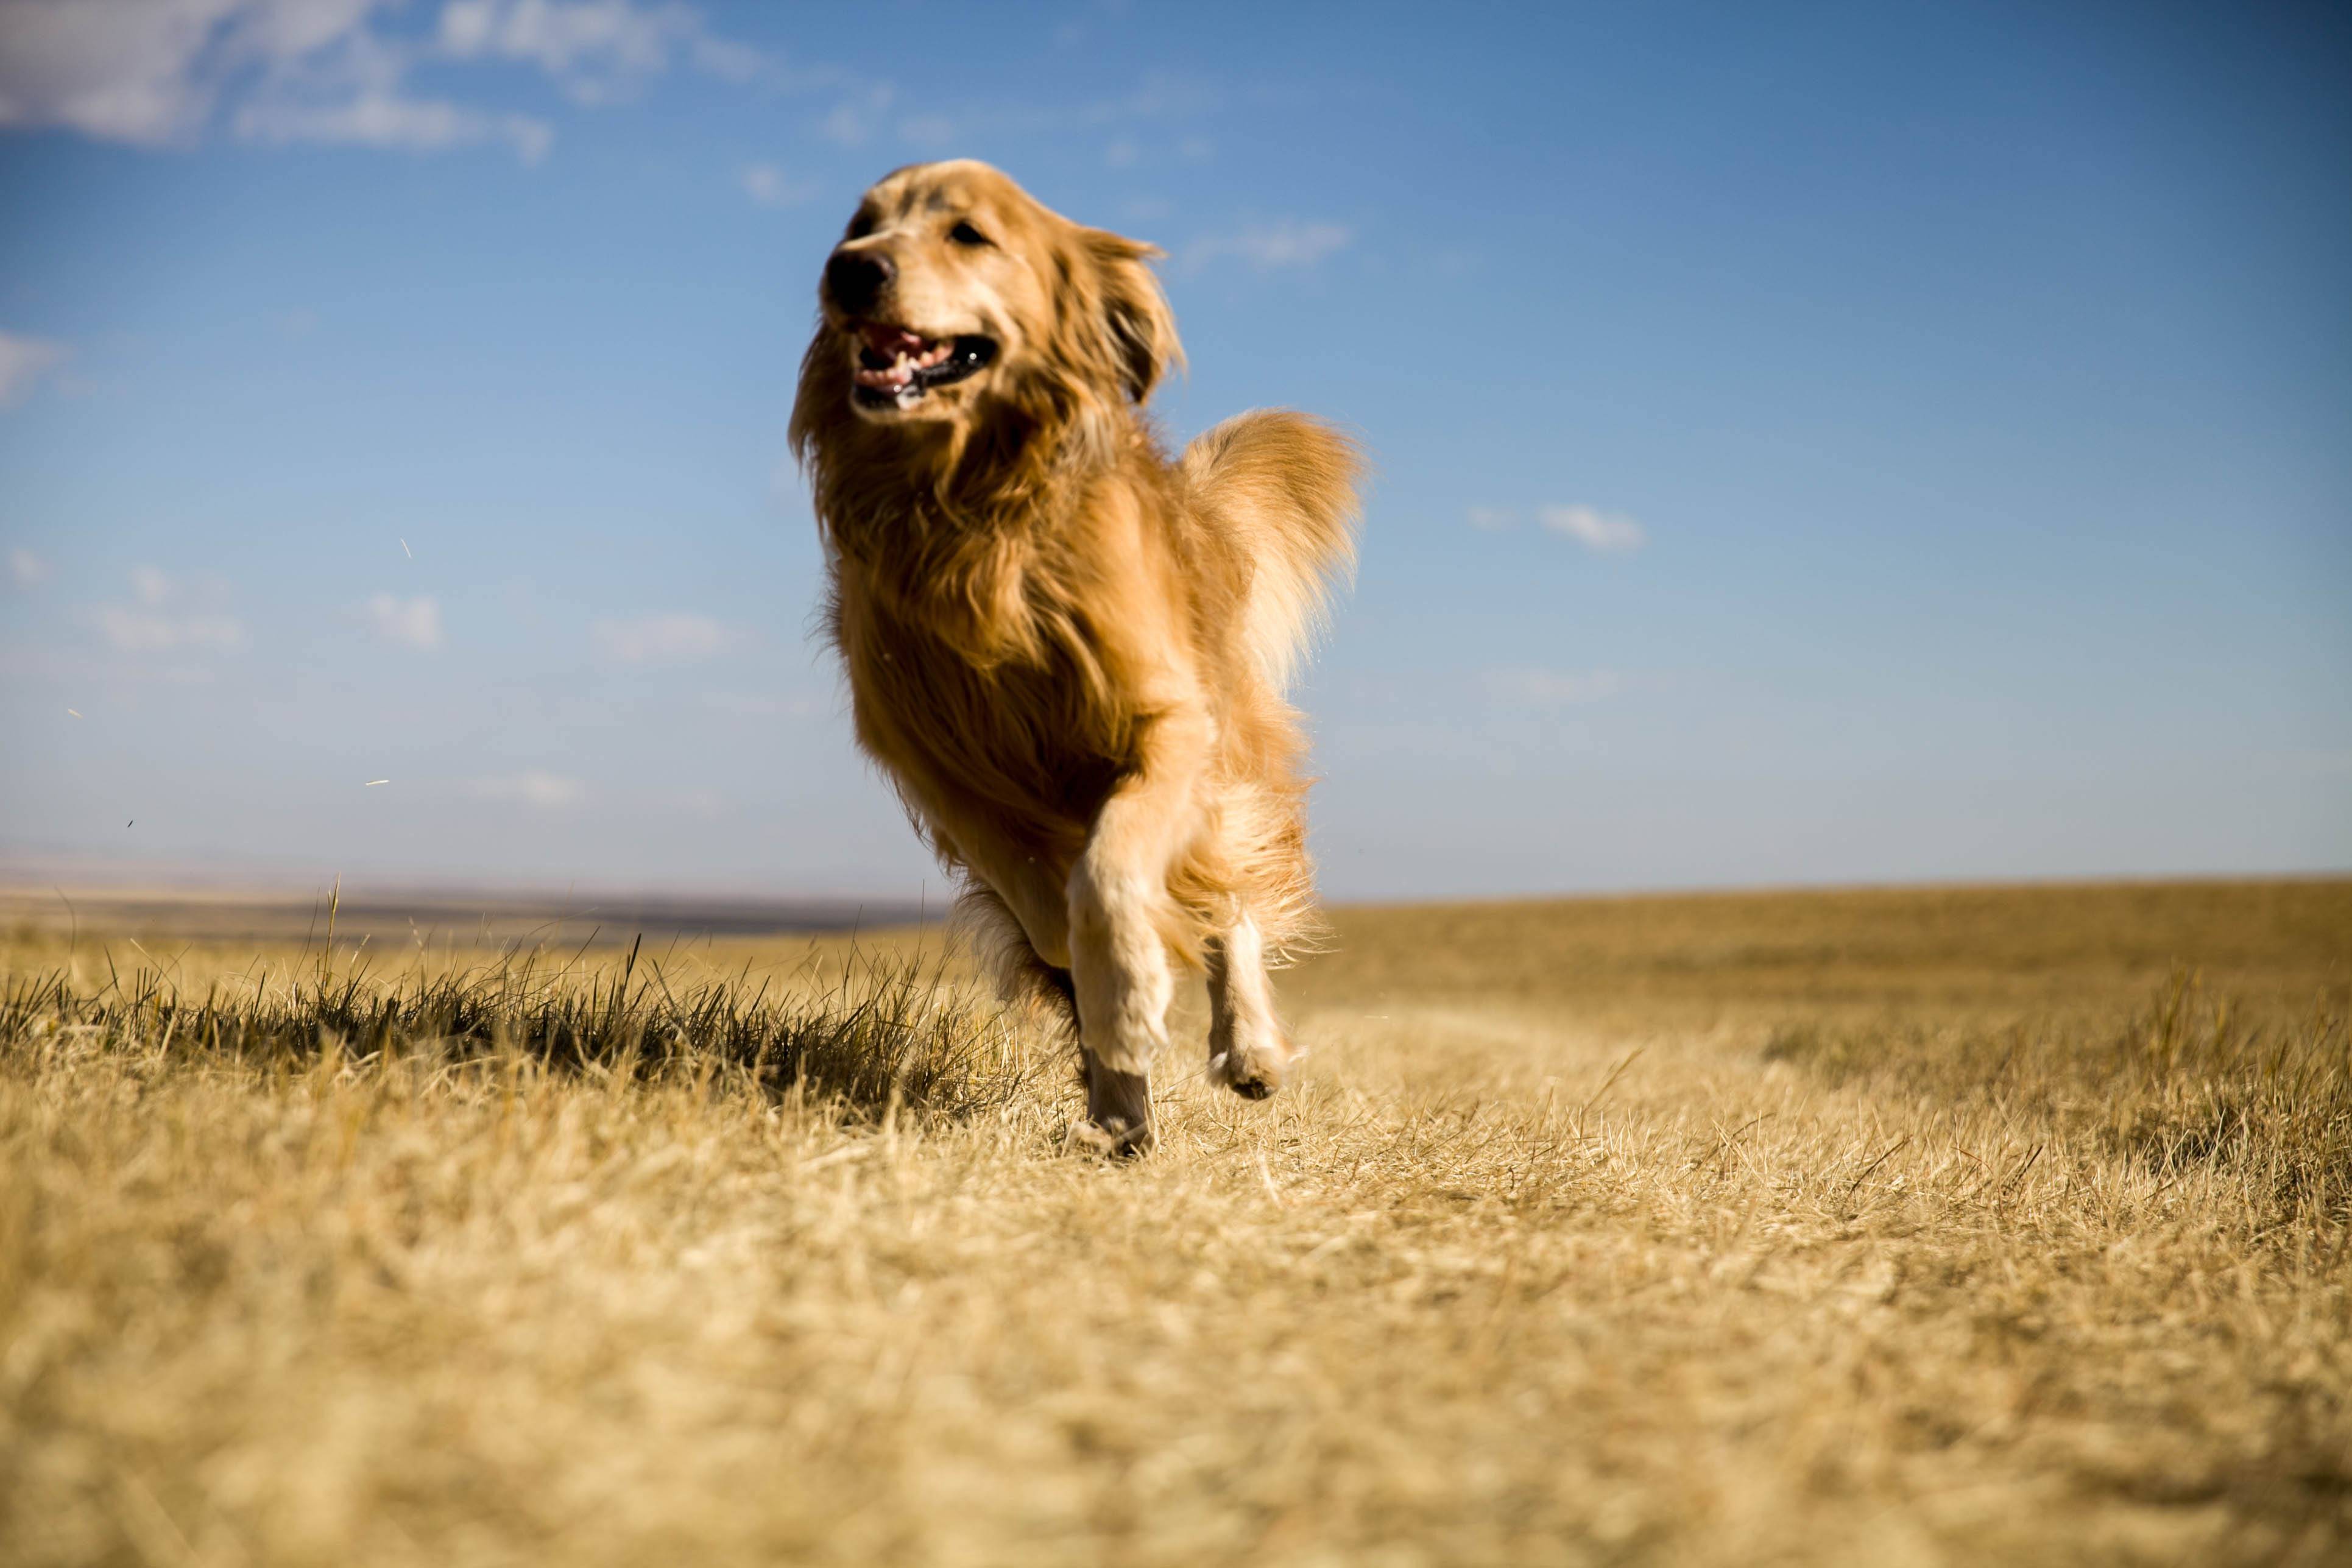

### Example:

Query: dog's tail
xmin=1181 ymin=410 xmax=1365 ymax=691
xmin=951 ymin=880 xmax=1080 ymax=1035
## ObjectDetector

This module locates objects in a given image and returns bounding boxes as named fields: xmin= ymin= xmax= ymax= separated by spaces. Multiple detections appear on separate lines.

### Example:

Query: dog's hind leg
xmin=1206 ymin=909 xmax=1293 ymax=1100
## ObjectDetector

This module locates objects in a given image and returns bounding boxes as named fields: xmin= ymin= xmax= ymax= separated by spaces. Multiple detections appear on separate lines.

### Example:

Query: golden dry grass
xmin=2 ymin=879 xmax=2348 ymax=1566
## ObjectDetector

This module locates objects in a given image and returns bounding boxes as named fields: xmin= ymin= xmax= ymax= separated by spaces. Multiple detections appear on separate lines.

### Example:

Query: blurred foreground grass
xmin=2 ymin=878 xmax=2347 ymax=1566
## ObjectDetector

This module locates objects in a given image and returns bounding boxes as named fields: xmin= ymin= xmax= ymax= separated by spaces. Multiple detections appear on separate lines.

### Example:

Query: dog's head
xmin=803 ymin=160 xmax=1179 ymax=432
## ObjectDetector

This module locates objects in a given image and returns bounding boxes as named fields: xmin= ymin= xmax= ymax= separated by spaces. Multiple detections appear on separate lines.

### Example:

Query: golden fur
xmin=789 ymin=160 xmax=1363 ymax=1153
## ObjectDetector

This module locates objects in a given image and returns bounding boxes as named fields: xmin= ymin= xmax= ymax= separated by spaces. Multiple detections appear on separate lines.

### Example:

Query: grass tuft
xmin=1762 ymin=969 xmax=2352 ymax=1231
xmin=0 ymin=937 xmax=1034 ymax=1120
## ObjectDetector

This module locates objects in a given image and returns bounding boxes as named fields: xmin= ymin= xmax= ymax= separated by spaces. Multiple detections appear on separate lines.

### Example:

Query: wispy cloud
xmin=7 ymin=546 xmax=46 ymax=588
xmin=0 ymin=331 xmax=69 ymax=408
xmin=817 ymin=83 xmax=894 ymax=147
xmin=470 ymin=770 xmax=585 ymax=808
xmin=740 ymin=161 xmax=816 ymax=208
xmin=1481 ymin=668 xmax=1624 ymax=708
xmin=0 ymin=0 xmax=319 ymax=145
xmin=838 ymin=71 xmax=1222 ymax=160
xmin=1469 ymin=503 xmax=1650 ymax=554
xmin=237 ymin=85 xmax=553 ymax=162
xmin=229 ymin=9 xmax=559 ymax=162
xmin=0 ymin=0 xmax=529 ymax=154
xmin=595 ymin=612 xmax=727 ymax=665
xmin=94 ymin=567 xmax=246 ymax=652
xmin=438 ymin=0 xmax=783 ymax=106
xmin=1185 ymin=221 xmax=1352 ymax=272
xmin=1538 ymin=504 xmax=1647 ymax=554
xmin=98 ymin=607 xmax=246 ymax=654
xmin=0 ymin=0 xmax=797 ymax=162
xmin=359 ymin=592 xmax=442 ymax=650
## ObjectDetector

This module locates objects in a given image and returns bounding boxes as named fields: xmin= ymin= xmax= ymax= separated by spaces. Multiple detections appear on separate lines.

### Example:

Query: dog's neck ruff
xmin=805 ymin=387 xmax=1173 ymax=696
xmin=812 ymin=381 xmax=1142 ymax=557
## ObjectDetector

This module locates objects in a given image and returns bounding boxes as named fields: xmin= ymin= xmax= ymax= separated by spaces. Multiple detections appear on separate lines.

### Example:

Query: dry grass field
xmin=2 ymin=878 xmax=2347 ymax=1566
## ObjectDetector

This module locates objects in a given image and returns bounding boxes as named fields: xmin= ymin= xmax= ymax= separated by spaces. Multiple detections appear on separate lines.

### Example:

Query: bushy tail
xmin=1181 ymin=410 xmax=1365 ymax=691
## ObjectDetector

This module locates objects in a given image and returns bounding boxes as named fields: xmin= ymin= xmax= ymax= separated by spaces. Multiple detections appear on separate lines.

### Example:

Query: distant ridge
xmin=0 ymin=883 xmax=934 ymax=947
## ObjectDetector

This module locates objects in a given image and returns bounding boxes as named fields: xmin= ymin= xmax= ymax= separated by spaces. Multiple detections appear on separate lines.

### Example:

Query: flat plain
xmin=2 ymin=878 xmax=2347 ymax=1566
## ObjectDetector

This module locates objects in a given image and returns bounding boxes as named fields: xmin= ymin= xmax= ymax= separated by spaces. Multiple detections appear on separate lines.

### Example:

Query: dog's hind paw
xmin=1207 ymin=1050 xmax=1279 ymax=1101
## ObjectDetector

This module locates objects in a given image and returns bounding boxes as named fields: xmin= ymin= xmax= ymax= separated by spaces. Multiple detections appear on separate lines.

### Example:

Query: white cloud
xmin=0 ymin=0 xmax=381 ymax=145
xmin=471 ymin=770 xmax=585 ymax=808
xmin=360 ymin=592 xmax=442 ymax=650
xmin=687 ymin=34 xmax=768 ymax=85
xmin=1538 ymin=504 xmax=1647 ymax=554
xmin=818 ymin=83 xmax=893 ymax=147
xmin=237 ymin=89 xmax=552 ymax=161
xmin=818 ymin=103 xmax=864 ymax=144
xmin=740 ymin=161 xmax=814 ymax=208
xmin=0 ymin=331 xmax=69 ymax=408
xmin=1104 ymin=137 xmax=1139 ymax=168
xmin=1465 ymin=506 xmax=1513 ymax=532
xmin=440 ymin=0 xmax=668 ymax=74
xmin=95 ymin=565 xmax=244 ymax=652
xmin=595 ymin=612 xmax=726 ymax=665
xmin=803 ymin=70 xmax=1217 ymax=156
xmin=0 ymin=0 xmax=786 ymax=161
xmin=228 ymin=19 xmax=554 ymax=160
xmin=1481 ymin=668 xmax=1623 ymax=708
xmin=1185 ymin=220 xmax=1352 ymax=272
xmin=439 ymin=0 xmax=717 ymax=106
xmin=8 ymin=546 xmax=46 ymax=587
xmin=98 ymin=606 xmax=246 ymax=654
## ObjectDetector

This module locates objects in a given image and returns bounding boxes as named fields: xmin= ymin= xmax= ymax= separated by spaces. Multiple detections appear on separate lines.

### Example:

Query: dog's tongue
xmin=860 ymin=323 xmax=930 ymax=358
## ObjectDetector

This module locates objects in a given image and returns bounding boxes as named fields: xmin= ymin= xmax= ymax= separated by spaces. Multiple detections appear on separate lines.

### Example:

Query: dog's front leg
xmin=1066 ymin=702 xmax=1208 ymax=1156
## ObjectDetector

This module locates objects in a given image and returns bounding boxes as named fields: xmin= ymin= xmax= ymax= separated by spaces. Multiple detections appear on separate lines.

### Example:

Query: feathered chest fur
xmin=830 ymin=518 xmax=1136 ymax=839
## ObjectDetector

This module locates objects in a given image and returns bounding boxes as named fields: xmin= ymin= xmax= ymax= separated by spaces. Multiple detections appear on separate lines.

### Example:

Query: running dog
xmin=790 ymin=160 xmax=1363 ymax=1154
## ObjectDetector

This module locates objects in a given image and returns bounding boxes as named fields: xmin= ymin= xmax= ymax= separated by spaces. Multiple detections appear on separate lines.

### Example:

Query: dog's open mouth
xmin=850 ymin=322 xmax=997 ymax=409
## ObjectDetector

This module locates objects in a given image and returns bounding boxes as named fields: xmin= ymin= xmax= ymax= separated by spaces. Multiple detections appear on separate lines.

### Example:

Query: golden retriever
xmin=789 ymin=160 xmax=1363 ymax=1154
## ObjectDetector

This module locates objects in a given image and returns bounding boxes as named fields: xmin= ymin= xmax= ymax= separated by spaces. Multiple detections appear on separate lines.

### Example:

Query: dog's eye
xmin=949 ymin=220 xmax=991 ymax=248
xmin=847 ymin=211 xmax=875 ymax=239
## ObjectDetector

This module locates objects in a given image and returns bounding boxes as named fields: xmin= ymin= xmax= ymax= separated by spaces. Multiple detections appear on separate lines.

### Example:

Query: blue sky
xmin=1 ymin=0 xmax=2347 ymax=902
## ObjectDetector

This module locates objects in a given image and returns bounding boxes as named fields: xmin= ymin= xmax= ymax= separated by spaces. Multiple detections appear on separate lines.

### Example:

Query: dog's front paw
xmin=1065 ymin=1116 xmax=1156 ymax=1159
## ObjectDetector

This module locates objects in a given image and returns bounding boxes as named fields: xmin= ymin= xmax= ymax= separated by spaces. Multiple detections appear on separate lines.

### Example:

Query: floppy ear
xmin=1080 ymin=228 xmax=1184 ymax=404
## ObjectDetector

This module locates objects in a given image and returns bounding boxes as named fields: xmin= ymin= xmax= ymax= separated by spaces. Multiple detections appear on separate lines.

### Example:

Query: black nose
xmin=825 ymin=249 xmax=893 ymax=316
